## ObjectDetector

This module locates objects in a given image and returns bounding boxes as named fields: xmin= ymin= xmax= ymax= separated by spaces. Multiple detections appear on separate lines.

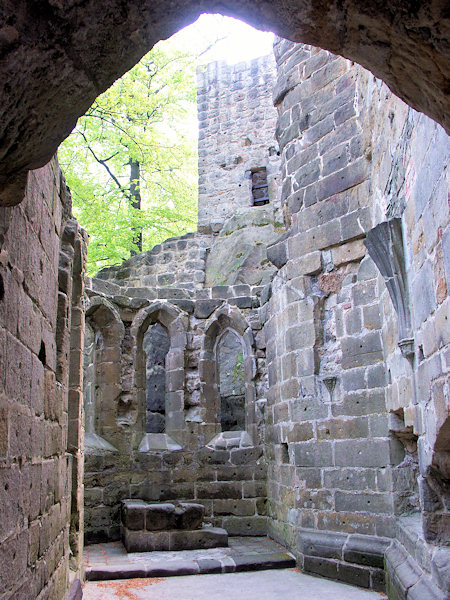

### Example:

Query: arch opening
xmin=1 ymin=5 xmax=449 ymax=207
xmin=143 ymin=321 xmax=170 ymax=434
xmin=217 ymin=328 xmax=246 ymax=431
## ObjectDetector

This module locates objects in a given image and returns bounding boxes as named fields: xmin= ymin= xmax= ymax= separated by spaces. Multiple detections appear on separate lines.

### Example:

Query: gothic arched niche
xmin=131 ymin=301 xmax=188 ymax=451
xmin=143 ymin=321 xmax=170 ymax=434
xmin=217 ymin=329 xmax=246 ymax=431
xmin=83 ymin=297 xmax=124 ymax=451
xmin=201 ymin=307 xmax=257 ymax=448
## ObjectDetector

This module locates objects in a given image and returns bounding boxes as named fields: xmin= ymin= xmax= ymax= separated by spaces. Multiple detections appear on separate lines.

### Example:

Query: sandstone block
xmin=335 ymin=490 xmax=394 ymax=514
xmin=341 ymin=332 xmax=383 ymax=369
xmin=293 ymin=441 xmax=332 ymax=467
xmin=343 ymin=534 xmax=389 ymax=568
xmin=332 ymin=239 xmax=366 ymax=267
xmin=176 ymin=503 xmax=204 ymax=530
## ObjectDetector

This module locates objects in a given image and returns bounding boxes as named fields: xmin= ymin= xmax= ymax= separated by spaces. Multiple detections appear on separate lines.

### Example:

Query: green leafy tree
xmin=58 ymin=40 xmax=198 ymax=275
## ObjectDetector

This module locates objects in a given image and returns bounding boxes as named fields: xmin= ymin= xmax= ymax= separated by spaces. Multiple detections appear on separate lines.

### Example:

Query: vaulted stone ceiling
xmin=0 ymin=0 xmax=449 ymax=205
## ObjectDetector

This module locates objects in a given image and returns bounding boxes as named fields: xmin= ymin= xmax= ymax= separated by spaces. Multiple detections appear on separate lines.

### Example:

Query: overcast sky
xmin=171 ymin=14 xmax=275 ymax=64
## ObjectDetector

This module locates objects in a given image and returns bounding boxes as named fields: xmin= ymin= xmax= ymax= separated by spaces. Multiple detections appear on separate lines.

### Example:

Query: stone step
xmin=84 ymin=537 xmax=296 ymax=582
xmin=86 ymin=550 xmax=295 ymax=581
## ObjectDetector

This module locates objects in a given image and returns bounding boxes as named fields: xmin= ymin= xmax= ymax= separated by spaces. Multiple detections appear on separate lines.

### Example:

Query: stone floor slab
xmin=83 ymin=569 xmax=388 ymax=599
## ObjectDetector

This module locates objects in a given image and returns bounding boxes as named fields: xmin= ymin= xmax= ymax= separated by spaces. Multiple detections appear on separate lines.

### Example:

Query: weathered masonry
xmin=82 ymin=56 xmax=280 ymax=544
xmin=0 ymin=11 xmax=449 ymax=600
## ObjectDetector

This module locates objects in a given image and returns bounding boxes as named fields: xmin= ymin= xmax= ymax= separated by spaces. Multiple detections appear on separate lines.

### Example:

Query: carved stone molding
xmin=365 ymin=218 xmax=414 ymax=359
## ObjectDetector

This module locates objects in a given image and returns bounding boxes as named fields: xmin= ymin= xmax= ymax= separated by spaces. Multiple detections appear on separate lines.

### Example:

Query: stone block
xmin=194 ymin=299 xmax=222 ymax=319
xmin=316 ymin=159 xmax=366 ymax=204
xmin=332 ymin=239 xmax=366 ymax=267
xmin=299 ymin=529 xmax=346 ymax=559
xmin=293 ymin=441 xmax=333 ymax=467
xmin=196 ymin=558 xmax=223 ymax=574
xmin=323 ymin=467 xmax=376 ymax=491
xmin=408 ymin=576 xmax=443 ymax=600
xmin=267 ymin=239 xmax=287 ymax=268
xmin=121 ymin=500 xmax=147 ymax=531
xmin=176 ymin=503 xmax=204 ymax=530
xmin=222 ymin=516 xmax=267 ymax=536
xmin=338 ymin=562 xmax=371 ymax=588
xmin=297 ymin=489 xmax=333 ymax=510
xmin=196 ymin=482 xmax=242 ymax=499
xmin=211 ymin=286 xmax=232 ymax=299
xmin=230 ymin=446 xmax=263 ymax=465
xmin=363 ymin=304 xmax=382 ymax=329
xmin=340 ymin=207 xmax=371 ymax=242
xmin=332 ymin=388 xmax=386 ymax=417
xmin=345 ymin=308 xmax=362 ymax=335
xmin=341 ymin=332 xmax=383 ymax=369
xmin=431 ymin=547 xmax=450 ymax=593
xmin=67 ymin=579 xmax=83 ymax=600
xmin=229 ymin=296 xmax=253 ymax=309
xmin=343 ymin=534 xmax=390 ymax=568
xmin=285 ymin=323 xmax=316 ymax=350
xmin=335 ymin=439 xmax=393 ymax=467
xmin=286 ymin=251 xmax=321 ymax=277
xmin=412 ymin=260 xmax=437 ymax=328
xmin=169 ymin=527 xmax=228 ymax=550
xmin=335 ymin=491 xmax=394 ymax=514
xmin=283 ymin=421 xmax=314 ymax=443
xmin=144 ymin=503 xmax=176 ymax=531
xmin=353 ymin=281 xmax=377 ymax=306
xmin=213 ymin=499 xmax=256 ymax=516
xmin=341 ymin=367 xmax=366 ymax=392
xmin=243 ymin=481 xmax=267 ymax=497
xmin=303 ymin=555 xmax=339 ymax=580
xmin=316 ymin=417 xmax=369 ymax=440
xmin=291 ymin=397 xmax=328 ymax=421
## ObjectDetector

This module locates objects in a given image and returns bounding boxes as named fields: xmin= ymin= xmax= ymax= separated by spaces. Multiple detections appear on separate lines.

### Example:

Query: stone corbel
xmin=364 ymin=218 xmax=414 ymax=359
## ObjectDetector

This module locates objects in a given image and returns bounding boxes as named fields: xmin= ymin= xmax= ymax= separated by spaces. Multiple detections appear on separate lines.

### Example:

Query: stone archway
xmin=0 ymin=0 xmax=449 ymax=204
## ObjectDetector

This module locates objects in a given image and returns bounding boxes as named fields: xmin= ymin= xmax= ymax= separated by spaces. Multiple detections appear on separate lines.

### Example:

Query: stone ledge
xmin=84 ymin=433 xmax=118 ymax=454
xmin=206 ymin=430 xmax=253 ymax=450
xmin=385 ymin=538 xmax=446 ymax=600
xmin=298 ymin=528 xmax=390 ymax=591
xmin=138 ymin=433 xmax=182 ymax=452
xmin=297 ymin=523 xmax=449 ymax=598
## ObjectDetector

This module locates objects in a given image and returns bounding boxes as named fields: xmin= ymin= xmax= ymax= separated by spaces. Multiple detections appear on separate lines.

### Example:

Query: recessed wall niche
xmin=217 ymin=329 xmax=246 ymax=431
xmin=83 ymin=297 xmax=123 ymax=452
xmin=131 ymin=301 xmax=188 ymax=451
xmin=201 ymin=306 xmax=258 ymax=449
xmin=143 ymin=322 xmax=170 ymax=434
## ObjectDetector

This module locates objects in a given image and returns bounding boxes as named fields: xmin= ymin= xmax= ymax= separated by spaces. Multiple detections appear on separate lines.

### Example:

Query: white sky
xmin=168 ymin=14 xmax=275 ymax=64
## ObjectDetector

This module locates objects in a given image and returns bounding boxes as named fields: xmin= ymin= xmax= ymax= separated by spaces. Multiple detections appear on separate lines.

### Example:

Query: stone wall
xmin=361 ymin=67 xmax=450 ymax=599
xmin=96 ymin=232 xmax=211 ymax=290
xmin=197 ymin=55 xmax=282 ymax=232
xmin=263 ymin=39 xmax=449 ymax=598
xmin=265 ymin=41 xmax=392 ymax=590
xmin=83 ymin=276 xmax=269 ymax=543
xmin=0 ymin=160 xmax=87 ymax=600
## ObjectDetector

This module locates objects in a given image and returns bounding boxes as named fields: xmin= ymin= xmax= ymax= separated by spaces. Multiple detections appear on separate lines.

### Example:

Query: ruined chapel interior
xmin=0 ymin=2 xmax=449 ymax=599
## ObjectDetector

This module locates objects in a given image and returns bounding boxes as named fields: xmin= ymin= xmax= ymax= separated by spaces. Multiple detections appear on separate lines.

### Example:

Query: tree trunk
xmin=129 ymin=159 xmax=142 ymax=254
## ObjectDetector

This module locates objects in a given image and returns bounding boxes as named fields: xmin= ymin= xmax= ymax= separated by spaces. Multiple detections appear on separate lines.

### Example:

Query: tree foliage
xmin=58 ymin=40 xmax=198 ymax=275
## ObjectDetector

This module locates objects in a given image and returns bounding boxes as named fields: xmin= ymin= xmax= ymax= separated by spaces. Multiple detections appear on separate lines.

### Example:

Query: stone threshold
xmin=85 ymin=537 xmax=295 ymax=581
